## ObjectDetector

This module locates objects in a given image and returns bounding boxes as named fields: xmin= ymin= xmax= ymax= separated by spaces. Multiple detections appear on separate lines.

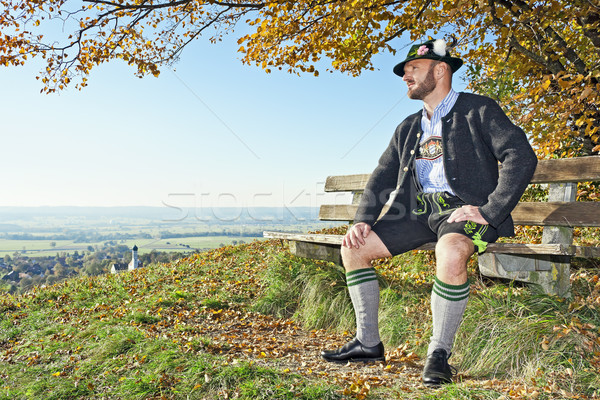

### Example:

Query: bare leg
xmin=435 ymin=233 xmax=473 ymax=284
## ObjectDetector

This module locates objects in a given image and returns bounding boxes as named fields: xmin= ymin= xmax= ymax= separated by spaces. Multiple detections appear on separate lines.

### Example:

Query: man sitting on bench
xmin=320 ymin=38 xmax=538 ymax=387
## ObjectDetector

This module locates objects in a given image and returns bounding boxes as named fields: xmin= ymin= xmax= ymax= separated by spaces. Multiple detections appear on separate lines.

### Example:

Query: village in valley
xmin=0 ymin=244 xmax=174 ymax=294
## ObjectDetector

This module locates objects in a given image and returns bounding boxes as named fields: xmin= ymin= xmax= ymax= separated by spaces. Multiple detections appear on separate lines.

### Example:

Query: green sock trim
xmin=346 ymin=269 xmax=377 ymax=287
xmin=347 ymin=276 xmax=378 ymax=287
xmin=434 ymin=277 xmax=469 ymax=291
xmin=433 ymin=287 xmax=470 ymax=302
xmin=346 ymin=268 xmax=375 ymax=277
xmin=433 ymin=278 xmax=470 ymax=302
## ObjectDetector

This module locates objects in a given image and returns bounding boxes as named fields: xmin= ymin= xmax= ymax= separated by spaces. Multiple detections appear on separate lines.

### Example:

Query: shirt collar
xmin=421 ymin=88 xmax=459 ymax=123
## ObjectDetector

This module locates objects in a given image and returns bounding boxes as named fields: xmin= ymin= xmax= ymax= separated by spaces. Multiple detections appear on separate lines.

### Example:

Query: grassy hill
xmin=1 ymin=232 xmax=599 ymax=399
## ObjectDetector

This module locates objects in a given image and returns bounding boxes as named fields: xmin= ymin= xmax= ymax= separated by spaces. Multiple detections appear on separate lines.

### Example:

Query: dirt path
xmin=171 ymin=307 xmax=533 ymax=399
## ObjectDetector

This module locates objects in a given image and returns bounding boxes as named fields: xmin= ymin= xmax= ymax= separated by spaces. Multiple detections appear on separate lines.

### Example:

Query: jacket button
xmin=403 ymin=167 xmax=409 ymax=172
xmin=410 ymin=150 xmax=415 ymax=155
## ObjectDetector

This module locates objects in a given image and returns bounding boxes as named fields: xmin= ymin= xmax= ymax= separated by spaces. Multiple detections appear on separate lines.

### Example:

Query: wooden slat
xmin=530 ymin=156 xmax=600 ymax=183
xmin=486 ymin=243 xmax=570 ymax=255
xmin=324 ymin=174 xmax=370 ymax=192
xmin=319 ymin=202 xmax=600 ymax=227
xmin=264 ymin=231 xmax=343 ymax=245
xmin=323 ymin=156 xmax=600 ymax=193
xmin=264 ymin=231 xmax=599 ymax=257
xmin=319 ymin=204 xmax=357 ymax=221
xmin=511 ymin=202 xmax=600 ymax=226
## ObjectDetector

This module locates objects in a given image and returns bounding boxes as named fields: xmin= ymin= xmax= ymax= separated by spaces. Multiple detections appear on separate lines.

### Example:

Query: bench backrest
xmin=319 ymin=156 xmax=600 ymax=227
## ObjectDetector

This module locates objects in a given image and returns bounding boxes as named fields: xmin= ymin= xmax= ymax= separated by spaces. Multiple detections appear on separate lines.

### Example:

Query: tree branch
xmin=83 ymin=0 xmax=265 ymax=11
xmin=496 ymin=0 xmax=589 ymax=75
xmin=83 ymin=0 xmax=193 ymax=11
xmin=166 ymin=6 xmax=231 ymax=62
xmin=207 ymin=0 xmax=264 ymax=8
xmin=384 ymin=0 xmax=430 ymax=43
xmin=488 ymin=0 xmax=565 ymax=74
xmin=577 ymin=12 xmax=600 ymax=49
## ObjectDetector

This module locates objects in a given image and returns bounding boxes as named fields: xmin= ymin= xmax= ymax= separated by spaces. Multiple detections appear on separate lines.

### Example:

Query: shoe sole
xmin=423 ymin=381 xmax=447 ymax=388
xmin=422 ymin=377 xmax=452 ymax=388
xmin=322 ymin=356 xmax=385 ymax=364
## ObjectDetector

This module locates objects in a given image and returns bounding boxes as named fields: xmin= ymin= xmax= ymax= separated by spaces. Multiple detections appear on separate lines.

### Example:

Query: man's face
xmin=402 ymin=59 xmax=439 ymax=100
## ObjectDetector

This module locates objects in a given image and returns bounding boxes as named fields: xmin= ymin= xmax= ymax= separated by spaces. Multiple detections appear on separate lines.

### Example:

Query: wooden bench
xmin=264 ymin=156 xmax=600 ymax=298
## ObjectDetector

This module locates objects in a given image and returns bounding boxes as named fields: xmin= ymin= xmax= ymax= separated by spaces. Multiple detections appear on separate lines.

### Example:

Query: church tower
xmin=128 ymin=245 xmax=140 ymax=271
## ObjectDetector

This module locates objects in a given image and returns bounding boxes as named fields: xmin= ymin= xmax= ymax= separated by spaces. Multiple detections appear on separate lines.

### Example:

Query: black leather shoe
xmin=422 ymin=348 xmax=456 ymax=387
xmin=321 ymin=337 xmax=385 ymax=363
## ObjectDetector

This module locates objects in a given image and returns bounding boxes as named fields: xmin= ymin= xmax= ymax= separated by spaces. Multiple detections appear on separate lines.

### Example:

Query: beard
xmin=407 ymin=66 xmax=437 ymax=100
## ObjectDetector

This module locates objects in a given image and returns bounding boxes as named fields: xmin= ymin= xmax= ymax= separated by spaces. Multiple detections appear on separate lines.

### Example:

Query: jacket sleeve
xmin=478 ymin=99 xmax=538 ymax=228
xmin=354 ymin=129 xmax=401 ymax=226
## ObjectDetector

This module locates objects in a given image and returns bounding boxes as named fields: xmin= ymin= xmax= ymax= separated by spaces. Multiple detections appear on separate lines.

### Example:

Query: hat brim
xmin=393 ymin=56 xmax=463 ymax=77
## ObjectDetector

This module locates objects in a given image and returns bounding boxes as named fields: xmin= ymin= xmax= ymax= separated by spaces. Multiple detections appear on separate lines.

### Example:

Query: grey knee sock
xmin=346 ymin=268 xmax=381 ymax=347
xmin=427 ymin=277 xmax=470 ymax=356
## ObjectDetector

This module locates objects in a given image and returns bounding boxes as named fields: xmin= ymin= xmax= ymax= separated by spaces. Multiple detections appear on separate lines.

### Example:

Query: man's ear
xmin=435 ymin=62 xmax=451 ymax=81
xmin=436 ymin=62 xmax=448 ymax=77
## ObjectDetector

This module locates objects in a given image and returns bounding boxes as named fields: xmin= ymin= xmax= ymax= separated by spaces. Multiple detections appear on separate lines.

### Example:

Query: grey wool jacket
xmin=354 ymin=92 xmax=538 ymax=237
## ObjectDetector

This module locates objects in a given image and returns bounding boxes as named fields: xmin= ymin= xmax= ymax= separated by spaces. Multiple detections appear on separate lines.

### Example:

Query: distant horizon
xmin=0 ymin=191 xmax=352 ymax=211
xmin=0 ymin=205 xmax=335 ymax=225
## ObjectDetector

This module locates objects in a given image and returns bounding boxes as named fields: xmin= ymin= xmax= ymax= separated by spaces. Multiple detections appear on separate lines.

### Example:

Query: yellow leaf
xmin=541 ymin=341 xmax=549 ymax=350
xmin=541 ymin=79 xmax=551 ymax=91
xmin=580 ymin=87 xmax=592 ymax=100
xmin=558 ymin=79 xmax=570 ymax=89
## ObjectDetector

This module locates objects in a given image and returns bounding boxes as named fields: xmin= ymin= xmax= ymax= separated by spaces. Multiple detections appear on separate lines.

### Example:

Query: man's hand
xmin=448 ymin=205 xmax=488 ymax=225
xmin=342 ymin=222 xmax=372 ymax=249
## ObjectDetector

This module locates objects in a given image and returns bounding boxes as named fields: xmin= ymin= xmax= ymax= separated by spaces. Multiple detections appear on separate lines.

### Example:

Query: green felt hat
xmin=393 ymin=39 xmax=463 ymax=77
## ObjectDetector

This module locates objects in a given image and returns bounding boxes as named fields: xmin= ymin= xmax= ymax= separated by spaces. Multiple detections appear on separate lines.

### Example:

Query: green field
xmin=0 ymin=236 xmax=265 ymax=257
xmin=128 ymin=236 xmax=265 ymax=254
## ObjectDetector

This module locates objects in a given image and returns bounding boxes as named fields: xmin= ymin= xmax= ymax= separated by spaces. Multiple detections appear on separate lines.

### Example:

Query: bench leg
xmin=478 ymin=183 xmax=575 ymax=298
xmin=478 ymin=253 xmax=571 ymax=298
xmin=289 ymin=241 xmax=342 ymax=264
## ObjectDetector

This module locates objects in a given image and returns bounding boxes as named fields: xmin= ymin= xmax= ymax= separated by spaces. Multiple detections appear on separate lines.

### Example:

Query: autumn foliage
xmin=1 ymin=0 xmax=599 ymax=157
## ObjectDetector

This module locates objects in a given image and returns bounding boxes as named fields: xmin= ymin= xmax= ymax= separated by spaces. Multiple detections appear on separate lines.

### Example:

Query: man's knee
xmin=435 ymin=233 xmax=474 ymax=264
xmin=435 ymin=234 xmax=473 ymax=282
xmin=341 ymin=245 xmax=374 ymax=270
xmin=340 ymin=232 xmax=390 ymax=271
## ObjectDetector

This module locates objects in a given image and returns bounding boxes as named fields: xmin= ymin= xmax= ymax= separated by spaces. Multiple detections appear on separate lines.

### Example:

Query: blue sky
xmin=1 ymin=33 xmax=467 ymax=209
